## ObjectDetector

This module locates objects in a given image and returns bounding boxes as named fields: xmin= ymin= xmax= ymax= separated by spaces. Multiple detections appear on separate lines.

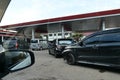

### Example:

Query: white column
xmin=32 ymin=28 xmax=35 ymax=40
xmin=102 ymin=21 xmax=106 ymax=30
xmin=61 ymin=25 xmax=65 ymax=38
xmin=2 ymin=36 xmax=4 ymax=42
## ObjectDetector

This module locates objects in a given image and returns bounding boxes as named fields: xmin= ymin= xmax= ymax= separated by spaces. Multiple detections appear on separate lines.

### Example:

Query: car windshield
xmin=31 ymin=40 xmax=38 ymax=43
xmin=58 ymin=39 xmax=73 ymax=45
xmin=0 ymin=0 xmax=120 ymax=80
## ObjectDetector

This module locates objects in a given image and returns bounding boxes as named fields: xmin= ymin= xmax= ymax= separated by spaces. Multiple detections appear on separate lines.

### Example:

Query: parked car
xmin=39 ymin=40 xmax=48 ymax=49
xmin=0 ymin=49 xmax=35 ymax=78
xmin=30 ymin=39 xmax=48 ymax=50
xmin=3 ymin=38 xmax=30 ymax=50
xmin=48 ymin=38 xmax=76 ymax=58
xmin=63 ymin=28 xmax=120 ymax=68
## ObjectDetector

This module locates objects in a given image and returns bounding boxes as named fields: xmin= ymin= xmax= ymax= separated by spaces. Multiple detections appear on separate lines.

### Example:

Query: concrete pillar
xmin=61 ymin=25 xmax=65 ymax=38
xmin=2 ymin=36 xmax=4 ymax=42
xmin=32 ymin=28 xmax=35 ymax=39
xmin=101 ymin=18 xmax=106 ymax=30
xmin=102 ymin=20 xmax=106 ymax=30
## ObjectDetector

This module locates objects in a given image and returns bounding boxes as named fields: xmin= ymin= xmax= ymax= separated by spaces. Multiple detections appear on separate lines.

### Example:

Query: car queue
xmin=48 ymin=28 xmax=120 ymax=69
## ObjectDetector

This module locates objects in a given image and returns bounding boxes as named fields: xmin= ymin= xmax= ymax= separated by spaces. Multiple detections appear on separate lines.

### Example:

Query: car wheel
xmin=66 ymin=53 xmax=76 ymax=65
xmin=53 ymin=50 xmax=59 ymax=58
xmin=48 ymin=50 xmax=51 ymax=55
xmin=39 ymin=47 xmax=43 ymax=50
xmin=54 ymin=53 xmax=58 ymax=58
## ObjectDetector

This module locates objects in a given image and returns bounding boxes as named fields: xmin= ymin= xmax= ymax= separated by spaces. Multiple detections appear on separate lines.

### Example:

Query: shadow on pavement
xmin=75 ymin=63 xmax=120 ymax=74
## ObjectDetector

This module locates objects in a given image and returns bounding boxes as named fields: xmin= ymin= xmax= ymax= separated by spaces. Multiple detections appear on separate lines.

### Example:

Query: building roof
xmin=0 ymin=9 xmax=120 ymax=29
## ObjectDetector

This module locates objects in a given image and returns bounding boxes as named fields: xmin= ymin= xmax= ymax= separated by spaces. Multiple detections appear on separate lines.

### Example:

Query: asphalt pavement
xmin=2 ymin=50 xmax=120 ymax=80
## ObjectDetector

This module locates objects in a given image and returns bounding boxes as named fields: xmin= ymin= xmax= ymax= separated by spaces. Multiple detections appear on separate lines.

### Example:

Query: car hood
xmin=65 ymin=44 xmax=81 ymax=49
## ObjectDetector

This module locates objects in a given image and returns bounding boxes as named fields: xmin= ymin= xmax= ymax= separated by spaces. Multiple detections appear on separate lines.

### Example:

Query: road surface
xmin=2 ymin=50 xmax=120 ymax=80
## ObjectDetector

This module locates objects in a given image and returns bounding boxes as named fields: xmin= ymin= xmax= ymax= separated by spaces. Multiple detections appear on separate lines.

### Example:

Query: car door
xmin=77 ymin=35 xmax=100 ymax=62
xmin=99 ymin=33 xmax=120 ymax=65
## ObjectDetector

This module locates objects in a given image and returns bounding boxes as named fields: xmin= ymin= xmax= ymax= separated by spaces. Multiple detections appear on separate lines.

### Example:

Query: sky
xmin=0 ymin=0 xmax=120 ymax=26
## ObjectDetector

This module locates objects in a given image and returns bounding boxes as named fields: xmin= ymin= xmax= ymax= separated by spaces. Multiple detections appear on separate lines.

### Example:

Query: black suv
xmin=48 ymin=38 xmax=76 ymax=58
xmin=63 ymin=28 xmax=120 ymax=68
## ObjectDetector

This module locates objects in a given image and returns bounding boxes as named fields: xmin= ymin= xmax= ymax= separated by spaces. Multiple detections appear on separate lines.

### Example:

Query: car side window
xmin=83 ymin=35 xmax=101 ymax=45
xmin=99 ymin=33 xmax=120 ymax=43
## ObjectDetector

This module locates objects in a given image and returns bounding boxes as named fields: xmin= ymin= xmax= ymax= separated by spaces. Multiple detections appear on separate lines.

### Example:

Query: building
xmin=0 ymin=9 xmax=120 ymax=41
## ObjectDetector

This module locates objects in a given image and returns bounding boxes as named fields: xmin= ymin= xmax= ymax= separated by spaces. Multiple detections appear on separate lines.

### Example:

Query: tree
xmin=72 ymin=33 xmax=83 ymax=41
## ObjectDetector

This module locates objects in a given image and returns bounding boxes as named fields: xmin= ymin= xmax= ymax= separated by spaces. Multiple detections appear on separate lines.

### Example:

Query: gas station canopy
xmin=0 ymin=9 xmax=120 ymax=29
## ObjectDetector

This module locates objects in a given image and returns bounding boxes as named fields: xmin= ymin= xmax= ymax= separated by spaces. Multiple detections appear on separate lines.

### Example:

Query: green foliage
xmin=72 ymin=33 xmax=83 ymax=41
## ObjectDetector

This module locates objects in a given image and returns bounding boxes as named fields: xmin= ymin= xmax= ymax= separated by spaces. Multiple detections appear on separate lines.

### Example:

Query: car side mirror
xmin=0 ymin=50 xmax=35 ymax=78
xmin=79 ymin=42 xmax=83 ymax=46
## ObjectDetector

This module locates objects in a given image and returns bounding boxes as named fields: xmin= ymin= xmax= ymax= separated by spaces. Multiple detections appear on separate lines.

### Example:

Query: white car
xmin=30 ymin=39 xmax=43 ymax=50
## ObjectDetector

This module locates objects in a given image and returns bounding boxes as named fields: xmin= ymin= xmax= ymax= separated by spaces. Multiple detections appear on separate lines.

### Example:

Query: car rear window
xmin=31 ymin=40 xmax=38 ymax=43
xmin=9 ymin=40 xmax=17 ymax=44
xmin=58 ymin=39 xmax=73 ymax=45
xmin=4 ymin=40 xmax=17 ymax=45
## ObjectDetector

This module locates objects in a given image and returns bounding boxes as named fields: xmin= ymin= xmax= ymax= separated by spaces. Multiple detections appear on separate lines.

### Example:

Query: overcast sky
xmin=0 ymin=0 xmax=120 ymax=26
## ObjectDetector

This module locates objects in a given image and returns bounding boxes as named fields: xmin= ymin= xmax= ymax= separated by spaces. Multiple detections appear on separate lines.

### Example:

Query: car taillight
xmin=15 ymin=43 xmax=18 ymax=49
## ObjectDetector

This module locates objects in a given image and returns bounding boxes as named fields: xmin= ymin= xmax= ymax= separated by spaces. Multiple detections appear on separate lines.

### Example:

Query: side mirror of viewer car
xmin=0 ymin=50 xmax=35 ymax=78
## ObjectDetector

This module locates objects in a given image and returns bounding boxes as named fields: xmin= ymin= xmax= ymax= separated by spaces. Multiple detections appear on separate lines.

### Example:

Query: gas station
xmin=0 ymin=9 xmax=120 ymax=41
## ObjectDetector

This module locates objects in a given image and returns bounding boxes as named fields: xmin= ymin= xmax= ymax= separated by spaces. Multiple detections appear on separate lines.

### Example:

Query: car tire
xmin=53 ymin=50 xmax=59 ymax=58
xmin=54 ymin=53 xmax=58 ymax=58
xmin=48 ymin=50 xmax=51 ymax=55
xmin=66 ymin=53 xmax=76 ymax=65
xmin=39 ymin=47 xmax=43 ymax=50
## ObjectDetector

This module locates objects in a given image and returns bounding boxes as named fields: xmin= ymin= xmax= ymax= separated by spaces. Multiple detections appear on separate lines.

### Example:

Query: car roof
xmin=83 ymin=28 xmax=120 ymax=41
